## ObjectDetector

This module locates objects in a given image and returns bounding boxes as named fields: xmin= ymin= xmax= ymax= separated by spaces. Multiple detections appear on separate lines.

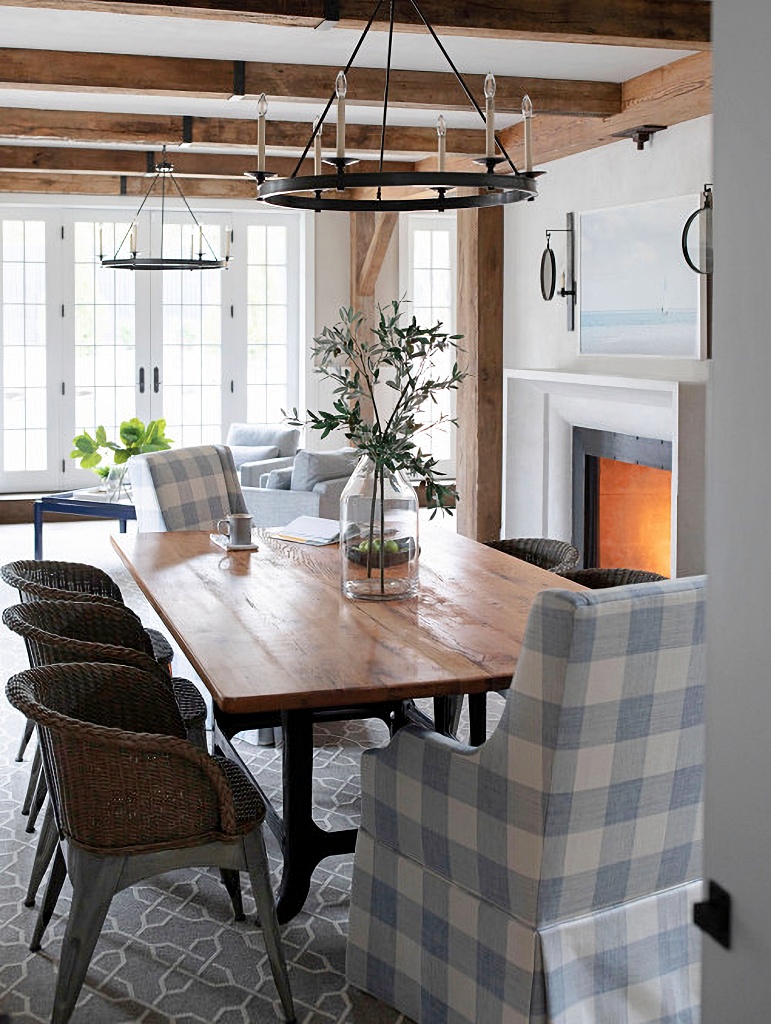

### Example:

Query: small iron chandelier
xmin=101 ymin=147 xmax=231 ymax=270
xmin=250 ymin=0 xmax=541 ymax=212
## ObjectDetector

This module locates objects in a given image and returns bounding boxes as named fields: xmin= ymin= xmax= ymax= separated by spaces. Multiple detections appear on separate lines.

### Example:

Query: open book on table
xmin=266 ymin=516 xmax=347 ymax=546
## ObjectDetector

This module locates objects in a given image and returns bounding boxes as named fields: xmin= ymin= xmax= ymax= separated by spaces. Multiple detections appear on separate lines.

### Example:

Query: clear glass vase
xmin=340 ymin=455 xmax=419 ymax=601
xmin=105 ymin=463 xmax=129 ymax=501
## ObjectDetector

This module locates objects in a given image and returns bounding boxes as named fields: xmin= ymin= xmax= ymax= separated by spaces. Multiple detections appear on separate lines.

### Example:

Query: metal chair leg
xmin=16 ymin=718 xmax=35 ymax=761
xmin=21 ymin=746 xmax=42 ymax=816
xmin=244 ymin=828 xmax=296 ymax=1023
xmin=26 ymin=770 xmax=48 ymax=833
xmin=50 ymin=849 xmax=125 ymax=1024
xmin=30 ymin=843 xmax=67 ymax=952
xmin=219 ymin=868 xmax=245 ymax=921
xmin=25 ymin=802 xmax=57 ymax=907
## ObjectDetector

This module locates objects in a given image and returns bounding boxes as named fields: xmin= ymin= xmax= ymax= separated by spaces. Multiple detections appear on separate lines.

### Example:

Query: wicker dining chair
xmin=2 ymin=599 xmax=219 ymax=912
xmin=6 ymin=662 xmax=296 ymax=1024
xmin=484 ymin=537 xmax=580 ymax=574
xmin=557 ymin=567 xmax=668 ymax=588
xmin=451 ymin=538 xmax=582 ymax=744
xmin=1 ymin=558 xmax=174 ymax=761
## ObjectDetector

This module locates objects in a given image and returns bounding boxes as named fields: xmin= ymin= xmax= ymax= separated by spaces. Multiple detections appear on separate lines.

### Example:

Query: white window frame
xmin=399 ymin=211 xmax=458 ymax=477
xmin=0 ymin=195 xmax=310 ymax=494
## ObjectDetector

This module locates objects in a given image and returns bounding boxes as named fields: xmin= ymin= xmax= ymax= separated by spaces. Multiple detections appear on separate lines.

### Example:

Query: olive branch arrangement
xmin=287 ymin=299 xmax=467 ymax=516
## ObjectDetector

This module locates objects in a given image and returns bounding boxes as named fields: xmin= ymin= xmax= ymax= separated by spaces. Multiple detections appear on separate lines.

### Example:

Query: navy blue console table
xmin=34 ymin=490 xmax=136 ymax=560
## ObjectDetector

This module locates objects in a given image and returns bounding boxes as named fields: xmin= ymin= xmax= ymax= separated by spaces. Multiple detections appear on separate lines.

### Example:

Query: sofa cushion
xmin=228 ymin=444 xmax=280 ymax=470
xmin=290 ymin=449 xmax=358 ymax=492
xmin=225 ymin=423 xmax=300 ymax=457
xmin=261 ymin=467 xmax=293 ymax=490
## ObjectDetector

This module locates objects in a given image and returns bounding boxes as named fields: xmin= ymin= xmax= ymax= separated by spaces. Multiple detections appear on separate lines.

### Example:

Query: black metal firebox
xmin=572 ymin=427 xmax=673 ymax=568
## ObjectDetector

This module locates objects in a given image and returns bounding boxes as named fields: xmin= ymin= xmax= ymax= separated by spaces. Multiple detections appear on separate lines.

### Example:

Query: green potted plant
xmin=70 ymin=418 xmax=173 ymax=499
xmin=288 ymin=300 xmax=466 ymax=600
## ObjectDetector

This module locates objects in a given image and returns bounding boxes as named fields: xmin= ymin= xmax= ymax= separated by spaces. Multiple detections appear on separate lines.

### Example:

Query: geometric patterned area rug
xmin=0 ymin=521 xmax=502 ymax=1023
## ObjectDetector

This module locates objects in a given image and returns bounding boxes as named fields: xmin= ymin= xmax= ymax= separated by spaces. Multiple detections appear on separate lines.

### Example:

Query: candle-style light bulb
xmin=130 ymin=226 xmax=137 ymax=255
xmin=98 ymin=224 xmax=103 ymax=259
xmin=522 ymin=93 xmax=533 ymax=172
xmin=313 ymin=116 xmax=323 ymax=175
xmin=225 ymin=227 xmax=231 ymax=260
xmin=257 ymin=92 xmax=268 ymax=173
xmin=484 ymin=72 xmax=496 ymax=159
xmin=436 ymin=114 xmax=446 ymax=173
xmin=335 ymin=70 xmax=347 ymax=161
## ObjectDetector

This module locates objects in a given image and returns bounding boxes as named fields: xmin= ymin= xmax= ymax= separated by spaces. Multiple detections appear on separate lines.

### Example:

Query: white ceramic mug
xmin=217 ymin=513 xmax=253 ymax=547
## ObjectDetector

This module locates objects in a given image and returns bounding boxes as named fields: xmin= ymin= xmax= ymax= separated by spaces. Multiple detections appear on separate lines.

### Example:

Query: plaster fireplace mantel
xmin=502 ymin=370 xmax=707 ymax=577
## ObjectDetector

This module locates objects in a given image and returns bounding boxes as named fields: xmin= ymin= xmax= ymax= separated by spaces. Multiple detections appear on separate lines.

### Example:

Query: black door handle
xmin=694 ymin=879 xmax=731 ymax=949
xmin=153 ymin=366 xmax=160 ymax=393
xmin=138 ymin=367 xmax=145 ymax=394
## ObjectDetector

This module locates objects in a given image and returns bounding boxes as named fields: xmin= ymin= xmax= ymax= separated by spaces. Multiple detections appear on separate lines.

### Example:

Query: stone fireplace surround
xmin=502 ymin=370 xmax=707 ymax=577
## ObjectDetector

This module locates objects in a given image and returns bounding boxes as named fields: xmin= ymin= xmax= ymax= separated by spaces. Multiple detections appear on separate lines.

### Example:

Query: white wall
xmin=703 ymin=0 xmax=771 ymax=1015
xmin=503 ymin=115 xmax=712 ymax=383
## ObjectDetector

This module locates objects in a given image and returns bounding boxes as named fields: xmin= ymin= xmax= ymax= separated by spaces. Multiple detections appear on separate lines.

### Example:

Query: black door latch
xmin=694 ymin=879 xmax=731 ymax=949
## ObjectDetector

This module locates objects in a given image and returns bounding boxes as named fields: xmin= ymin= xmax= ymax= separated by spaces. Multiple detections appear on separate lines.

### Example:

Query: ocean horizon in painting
xmin=580 ymin=307 xmax=698 ymax=355
xmin=579 ymin=195 xmax=701 ymax=357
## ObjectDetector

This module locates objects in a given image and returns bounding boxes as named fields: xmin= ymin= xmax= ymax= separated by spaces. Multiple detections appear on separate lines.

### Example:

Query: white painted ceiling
xmin=0 ymin=7 xmax=693 ymax=79
xmin=0 ymin=5 xmax=696 ymax=159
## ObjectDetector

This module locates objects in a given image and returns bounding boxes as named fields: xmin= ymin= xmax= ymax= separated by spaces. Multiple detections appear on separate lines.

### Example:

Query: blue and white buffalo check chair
xmin=347 ymin=576 xmax=706 ymax=1024
xmin=131 ymin=444 xmax=248 ymax=532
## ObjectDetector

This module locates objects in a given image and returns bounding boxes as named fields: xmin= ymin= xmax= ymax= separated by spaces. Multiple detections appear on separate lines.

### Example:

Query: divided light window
xmin=161 ymin=222 xmax=222 ymax=447
xmin=73 ymin=221 xmax=135 ymax=443
xmin=0 ymin=206 xmax=304 ymax=494
xmin=402 ymin=214 xmax=457 ymax=467
xmin=247 ymin=223 xmax=289 ymax=423
xmin=1 ymin=221 xmax=47 ymax=473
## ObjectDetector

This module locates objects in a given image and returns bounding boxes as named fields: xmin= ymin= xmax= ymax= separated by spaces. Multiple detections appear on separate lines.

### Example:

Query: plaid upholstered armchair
xmin=131 ymin=443 xmax=248 ymax=532
xmin=347 ymin=576 xmax=706 ymax=1024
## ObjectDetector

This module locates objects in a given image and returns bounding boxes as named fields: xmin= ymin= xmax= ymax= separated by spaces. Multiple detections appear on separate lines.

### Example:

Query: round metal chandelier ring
xmin=256 ymin=170 xmax=538 ymax=212
xmin=101 ymin=257 xmax=228 ymax=271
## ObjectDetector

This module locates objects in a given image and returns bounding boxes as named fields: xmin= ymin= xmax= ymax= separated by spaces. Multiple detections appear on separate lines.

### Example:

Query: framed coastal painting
xmin=578 ymin=195 xmax=703 ymax=358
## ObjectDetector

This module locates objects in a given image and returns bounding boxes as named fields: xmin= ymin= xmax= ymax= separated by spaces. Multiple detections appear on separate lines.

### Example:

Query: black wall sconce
xmin=540 ymin=212 xmax=576 ymax=330
xmin=682 ymin=184 xmax=713 ymax=275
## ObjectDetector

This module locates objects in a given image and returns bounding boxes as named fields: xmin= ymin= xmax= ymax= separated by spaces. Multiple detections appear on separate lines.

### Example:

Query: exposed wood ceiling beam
xmin=0 ymin=144 xmax=414 ymax=177
xmin=503 ymin=49 xmax=712 ymax=166
xmin=0 ymin=48 xmax=621 ymax=118
xmin=0 ymin=108 xmax=484 ymax=156
xmin=414 ymin=51 xmax=711 ymax=172
xmin=0 ymin=0 xmax=712 ymax=49
xmin=0 ymin=172 xmax=257 ymax=197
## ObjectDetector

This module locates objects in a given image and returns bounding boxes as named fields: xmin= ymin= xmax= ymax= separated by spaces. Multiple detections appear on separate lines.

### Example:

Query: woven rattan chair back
xmin=557 ymin=567 xmax=668 ymax=588
xmin=1 ymin=559 xmax=124 ymax=605
xmin=1 ymin=559 xmax=174 ymax=673
xmin=3 ymin=599 xmax=158 ymax=673
xmin=484 ymin=537 xmax=580 ymax=574
xmin=5 ymin=662 xmax=295 ymax=1024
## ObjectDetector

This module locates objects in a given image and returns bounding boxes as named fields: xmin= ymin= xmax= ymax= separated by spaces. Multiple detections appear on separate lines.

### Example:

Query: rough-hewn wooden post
xmin=455 ymin=205 xmax=504 ymax=542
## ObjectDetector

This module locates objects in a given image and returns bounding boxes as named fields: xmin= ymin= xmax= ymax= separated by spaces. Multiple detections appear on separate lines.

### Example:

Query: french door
xmin=0 ymin=206 xmax=302 ymax=493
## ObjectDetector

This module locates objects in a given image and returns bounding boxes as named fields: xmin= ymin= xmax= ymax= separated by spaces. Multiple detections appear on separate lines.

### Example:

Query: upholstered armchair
xmin=347 ymin=576 xmax=706 ymax=1024
xmin=242 ymin=448 xmax=358 ymax=529
xmin=131 ymin=444 xmax=248 ymax=532
xmin=225 ymin=422 xmax=300 ymax=486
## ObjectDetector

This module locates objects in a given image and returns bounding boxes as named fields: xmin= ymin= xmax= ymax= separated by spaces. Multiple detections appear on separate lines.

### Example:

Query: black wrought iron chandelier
xmin=250 ymin=0 xmax=541 ymax=212
xmin=101 ymin=148 xmax=230 ymax=270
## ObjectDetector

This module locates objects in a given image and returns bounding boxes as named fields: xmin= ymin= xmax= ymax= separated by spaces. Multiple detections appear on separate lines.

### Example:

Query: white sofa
xmin=242 ymin=448 xmax=359 ymax=528
xmin=224 ymin=423 xmax=300 ymax=486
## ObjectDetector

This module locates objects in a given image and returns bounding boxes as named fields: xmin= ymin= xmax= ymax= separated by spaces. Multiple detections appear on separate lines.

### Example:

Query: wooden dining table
xmin=112 ymin=526 xmax=584 ymax=921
